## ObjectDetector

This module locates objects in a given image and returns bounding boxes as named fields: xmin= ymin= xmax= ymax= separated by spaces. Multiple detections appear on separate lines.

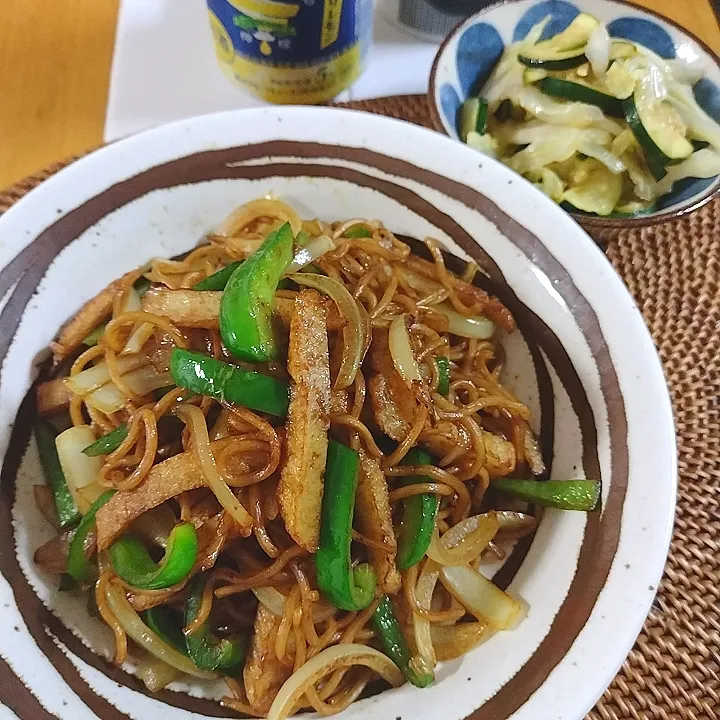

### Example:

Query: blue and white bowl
xmin=428 ymin=0 xmax=720 ymax=229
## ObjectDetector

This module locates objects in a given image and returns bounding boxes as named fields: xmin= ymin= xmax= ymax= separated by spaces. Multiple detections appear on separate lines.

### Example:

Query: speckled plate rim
xmin=427 ymin=0 xmax=720 ymax=231
xmin=0 ymin=106 xmax=676 ymax=720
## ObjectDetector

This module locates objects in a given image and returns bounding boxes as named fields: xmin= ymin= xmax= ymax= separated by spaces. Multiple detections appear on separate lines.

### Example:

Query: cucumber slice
xmin=635 ymin=98 xmax=693 ymax=161
xmin=609 ymin=40 xmax=635 ymax=60
xmin=623 ymin=93 xmax=693 ymax=180
xmin=518 ymin=13 xmax=600 ymax=71
xmin=466 ymin=131 xmax=499 ymax=158
xmin=518 ymin=51 xmax=587 ymax=71
xmin=523 ymin=68 xmax=548 ymax=83
xmin=562 ymin=161 xmax=623 ymax=216
xmin=533 ymin=13 xmax=599 ymax=54
xmin=458 ymin=97 xmax=489 ymax=141
xmin=604 ymin=60 xmax=636 ymax=100
xmin=612 ymin=200 xmax=657 ymax=216
xmin=537 ymin=78 xmax=624 ymax=118
xmin=519 ymin=12 xmax=598 ymax=69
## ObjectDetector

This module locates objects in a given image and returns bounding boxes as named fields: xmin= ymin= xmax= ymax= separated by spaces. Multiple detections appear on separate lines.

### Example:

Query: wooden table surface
xmin=0 ymin=0 xmax=718 ymax=189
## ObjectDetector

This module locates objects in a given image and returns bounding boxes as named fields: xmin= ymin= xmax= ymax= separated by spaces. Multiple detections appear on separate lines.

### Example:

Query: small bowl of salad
xmin=428 ymin=0 xmax=720 ymax=229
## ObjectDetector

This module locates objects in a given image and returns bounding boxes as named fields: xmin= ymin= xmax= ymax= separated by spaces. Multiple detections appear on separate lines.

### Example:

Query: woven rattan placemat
xmin=1 ymin=94 xmax=717 ymax=720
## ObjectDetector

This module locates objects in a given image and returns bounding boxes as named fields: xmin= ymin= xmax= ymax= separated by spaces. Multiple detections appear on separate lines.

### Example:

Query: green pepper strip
xmin=315 ymin=440 xmax=376 ymax=611
xmin=170 ymin=348 xmax=289 ymax=417
xmin=35 ymin=421 xmax=81 ymax=529
xmin=193 ymin=261 xmax=243 ymax=291
xmin=343 ymin=226 xmax=373 ymax=238
xmin=373 ymin=596 xmax=433 ymax=687
xmin=67 ymin=490 xmax=116 ymax=584
xmin=83 ymin=424 xmax=129 ymax=457
xmin=435 ymin=356 xmax=450 ymax=396
xmin=219 ymin=222 xmax=294 ymax=362
xmin=142 ymin=607 xmax=188 ymax=653
xmin=492 ymin=478 xmax=601 ymax=511
xmin=83 ymin=323 xmax=107 ymax=347
xmin=396 ymin=448 xmax=440 ymax=570
xmin=184 ymin=573 xmax=248 ymax=671
xmin=108 ymin=523 xmax=198 ymax=590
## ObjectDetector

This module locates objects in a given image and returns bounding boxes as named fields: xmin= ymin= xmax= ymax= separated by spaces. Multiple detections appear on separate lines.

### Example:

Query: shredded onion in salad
xmin=586 ymin=23 xmax=611 ymax=78
xmin=455 ymin=11 xmax=720 ymax=216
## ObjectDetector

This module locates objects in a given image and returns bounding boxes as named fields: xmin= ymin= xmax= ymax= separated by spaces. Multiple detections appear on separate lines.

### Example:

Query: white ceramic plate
xmin=0 ymin=107 xmax=675 ymax=720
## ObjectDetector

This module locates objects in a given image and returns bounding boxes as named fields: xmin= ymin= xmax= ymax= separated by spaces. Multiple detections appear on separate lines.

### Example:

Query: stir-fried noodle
xmin=32 ymin=198 xmax=597 ymax=720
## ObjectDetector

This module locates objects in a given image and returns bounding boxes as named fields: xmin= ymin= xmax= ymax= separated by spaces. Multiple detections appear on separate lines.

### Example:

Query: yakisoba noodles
xmin=33 ymin=198 xmax=600 ymax=718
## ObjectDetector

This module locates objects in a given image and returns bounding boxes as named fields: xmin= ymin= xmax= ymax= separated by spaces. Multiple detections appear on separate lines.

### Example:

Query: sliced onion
xmin=286 ymin=234 xmax=335 ymax=273
xmin=655 ymin=148 xmax=720 ymax=196
xmin=430 ymin=621 xmax=490 ymax=662
xmin=173 ymin=404 xmax=254 ymax=533
xmin=622 ymin=151 xmax=657 ymax=201
xmin=64 ymin=355 xmax=146 ymax=395
xmin=105 ymin=581 xmax=215 ymax=679
xmin=515 ymin=86 xmax=624 ymax=134
xmin=137 ymin=655 xmax=179 ymax=691
xmin=440 ymin=565 xmax=525 ymax=630
xmin=84 ymin=366 xmax=172 ymax=414
xmin=403 ymin=270 xmax=443 ymax=299
xmin=252 ymin=587 xmax=286 ymax=617
xmin=267 ymin=644 xmax=404 ymax=720
xmin=111 ymin=284 xmax=145 ymax=355
xmin=666 ymin=56 xmax=705 ymax=86
xmin=83 ymin=384 xmax=126 ymax=414
xmin=121 ymin=287 xmax=142 ymax=313
xmin=122 ymin=322 xmax=156 ymax=355
xmin=495 ymin=511 xmax=539 ymax=538
xmin=578 ymin=142 xmax=626 ymax=174
xmin=76 ymin=483 xmax=106 ymax=514
xmin=389 ymin=314 xmax=422 ymax=385
xmin=216 ymin=198 xmax=303 ymax=237
xmin=508 ymin=132 xmax=581 ymax=174
xmin=523 ymin=431 xmax=546 ymax=475
xmin=436 ymin=304 xmax=494 ymax=339
xmin=55 ymin=426 xmax=104 ymax=513
xmin=586 ymin=23 xmax=611 ymax=78
xmin=413 ymin=559 xmax=440 ymax=669
xmin=357 ymin=299 xmax=372 ymax=364
xmin=668 ymin=83 xmax=720 ymax=149
xmin=427 ymin=513 xmax=500 ymax=566
xmin=288 ymin=273 xmax=363 ymax=390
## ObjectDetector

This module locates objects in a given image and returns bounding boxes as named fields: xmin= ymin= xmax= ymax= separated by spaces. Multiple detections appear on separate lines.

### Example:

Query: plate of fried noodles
xmin=0 ymin=107 xmax=675 ymax=720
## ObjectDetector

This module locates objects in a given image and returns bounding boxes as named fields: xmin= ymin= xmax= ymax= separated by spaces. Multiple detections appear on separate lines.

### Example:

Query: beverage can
xmin=206 ymin=0 xmax=373 ymax=104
